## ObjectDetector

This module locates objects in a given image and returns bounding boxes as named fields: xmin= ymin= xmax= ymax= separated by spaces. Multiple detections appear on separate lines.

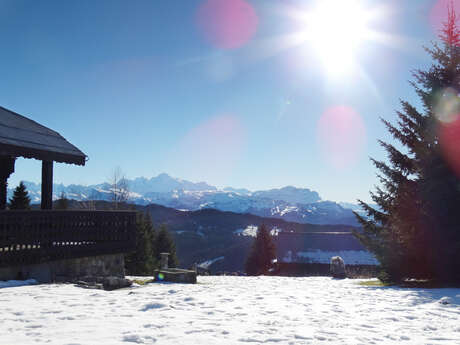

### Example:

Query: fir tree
xmin=245 ymin=224 xmax=276 ymax=276
xmin=154 ymin=225 xmax=178 ymax=268
xmin=9 ymin=181 xmax=31 ymax=210
xmin=125 ymin=213 xmax=156 ymax=275
xmin=354 ymin=3 xmax=460 ymax=283
xmin=55 ymin=192 xmax=69 ymax=210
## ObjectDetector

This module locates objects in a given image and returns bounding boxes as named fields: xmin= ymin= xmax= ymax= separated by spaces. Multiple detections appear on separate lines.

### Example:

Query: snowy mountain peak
xmin=130 ymin=173 xmax=217 ymax=194
xmin=253 ymin=186 xmax=321 ymax=204
xmin=223 ymin=187 xmax=251 ymax=195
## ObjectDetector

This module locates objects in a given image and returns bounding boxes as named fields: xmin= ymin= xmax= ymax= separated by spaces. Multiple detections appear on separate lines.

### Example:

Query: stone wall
xmin=0 ymin=254 xmax=125 ymax=283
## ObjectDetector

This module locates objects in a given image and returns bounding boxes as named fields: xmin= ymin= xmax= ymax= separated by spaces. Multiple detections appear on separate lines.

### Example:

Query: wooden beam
xmin=41 ymin=160 xmax=53 ymax=209
xmin=0 ymin=156 xmax=15 ymax=210
xmin=0 ymin=142 xmax=86 ymax=166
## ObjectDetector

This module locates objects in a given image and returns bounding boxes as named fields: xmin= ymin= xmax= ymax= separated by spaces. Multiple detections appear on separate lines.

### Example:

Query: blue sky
xmin=1 ymin=0 xmax=454 ymax=202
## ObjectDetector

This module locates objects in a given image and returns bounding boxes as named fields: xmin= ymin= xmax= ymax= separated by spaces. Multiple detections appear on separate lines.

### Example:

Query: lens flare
xmin=429 ymin=0 xmax=460 ymax=44
xmin=157 ymin=273 xmax=165 ymax=281
xmin=196 ymin=0 xmax=258 ymax=49
xmin=439 ymin=104 xmax=460 ymax=177
xmin=169 ymin=114 xmax=246 ymax=183
xmin=317 ymin=106 xmax=366 ymax=169
xmin=434 ymin=87 xmax=460 ymax=123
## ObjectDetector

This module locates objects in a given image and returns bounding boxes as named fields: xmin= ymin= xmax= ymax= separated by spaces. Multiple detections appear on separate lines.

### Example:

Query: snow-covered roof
xmin=0 ymin=106 xmax=86 ymax=165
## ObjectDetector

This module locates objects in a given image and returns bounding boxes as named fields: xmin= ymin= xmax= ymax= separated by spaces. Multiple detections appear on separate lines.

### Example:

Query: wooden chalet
xmin=0 ymin=106 xmax=135 ymax=279
xmin=0 ymin=105 xmax=86 ymax=209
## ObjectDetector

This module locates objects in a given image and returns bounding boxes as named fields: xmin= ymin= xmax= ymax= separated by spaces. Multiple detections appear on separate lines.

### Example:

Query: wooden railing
xmin=0 ymin=210 xmax=136 ymax=267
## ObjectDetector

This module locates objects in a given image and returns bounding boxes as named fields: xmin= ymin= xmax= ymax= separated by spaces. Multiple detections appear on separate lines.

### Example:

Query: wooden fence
xmin=0 ymin=210 xmax=136 ymax=267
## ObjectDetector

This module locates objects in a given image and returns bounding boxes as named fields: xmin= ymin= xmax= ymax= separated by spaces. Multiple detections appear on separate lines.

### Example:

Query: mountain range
xmin=8 ymin=173 xmax=366 ymax=226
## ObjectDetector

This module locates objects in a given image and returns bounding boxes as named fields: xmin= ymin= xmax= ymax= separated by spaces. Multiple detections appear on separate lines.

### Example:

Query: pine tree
xmin=245 ymin=224 xmax=276 ymax=276
xmin=9 ymin=181 xmax=31 ymax=210
xmin=125 ymin=213 xmax=156 ymax=275
xmin=154 ymin=225 xmax=178 ymax=268
xmin=354 ymin=3 xmax=460 ymax=283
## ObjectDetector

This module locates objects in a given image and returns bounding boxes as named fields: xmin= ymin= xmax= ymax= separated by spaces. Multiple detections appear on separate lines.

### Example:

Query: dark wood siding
xmin=0 ymin=210 xmax=136 ymax=267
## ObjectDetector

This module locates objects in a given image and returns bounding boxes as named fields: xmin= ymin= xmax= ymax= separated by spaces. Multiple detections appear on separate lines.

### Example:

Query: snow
xmin=234 ymin=225 xmax=258 ymax=237
xmin=234 ymin=225 xmax=280 ymax=237
xmin=1 ymin=276 xmax=459 ymax=344
xmin=283 ymin=250 xmax=379 ymax=265
xmin=270 ymin=227 xmax=281 ymax=236
xmin=128 ymin=191 xmax=142 ymax=199
xmin=279 ymin=206 xmax=299 ymax=216
xmin=175 ymin=230 xmax=204 ymax=237
xmin=198 ymin=256 xmax=224 ymax=269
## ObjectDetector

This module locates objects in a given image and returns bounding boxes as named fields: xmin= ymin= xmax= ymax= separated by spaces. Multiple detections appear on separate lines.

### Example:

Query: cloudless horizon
xmin=2 ymin=0 xmax=458 ymax=203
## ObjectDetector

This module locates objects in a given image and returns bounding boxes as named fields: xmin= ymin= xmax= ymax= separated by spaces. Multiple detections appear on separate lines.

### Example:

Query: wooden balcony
xmin=0 ymin=210 xmax=136 ymax=267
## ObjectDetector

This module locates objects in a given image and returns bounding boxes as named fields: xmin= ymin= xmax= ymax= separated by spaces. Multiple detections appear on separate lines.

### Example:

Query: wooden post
xmin=41 ymin=160 xmax=53 ymax=209
xmin=160 ymin=252 xmax=170 ymax=269
xmin=0 ymin=156 xmax=15 ymax=210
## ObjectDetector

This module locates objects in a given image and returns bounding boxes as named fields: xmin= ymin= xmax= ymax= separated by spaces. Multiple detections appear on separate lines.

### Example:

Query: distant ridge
xmin=65 ymin=199 xmax=361 ymax=272
xmin=10 ymin=173 xmax=364 ymax=226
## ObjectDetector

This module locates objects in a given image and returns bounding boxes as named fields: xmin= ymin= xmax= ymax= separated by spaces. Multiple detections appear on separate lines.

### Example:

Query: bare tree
xmin=108 ymin=166 xmax=130 ymax=209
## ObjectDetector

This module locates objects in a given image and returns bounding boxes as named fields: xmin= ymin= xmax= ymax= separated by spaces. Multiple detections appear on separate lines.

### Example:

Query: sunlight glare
xmin=301 ymin=0 xmax=373 ymax=75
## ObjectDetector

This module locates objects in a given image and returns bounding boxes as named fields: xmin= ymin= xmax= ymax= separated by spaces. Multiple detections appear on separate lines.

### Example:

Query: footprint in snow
xmin=122 ymin=334 xmax=144 ymax=343
xmin=140 ymin=303 xmax=167 ymax=311
xmin=25 ymin=324 xmax=43 ymax=329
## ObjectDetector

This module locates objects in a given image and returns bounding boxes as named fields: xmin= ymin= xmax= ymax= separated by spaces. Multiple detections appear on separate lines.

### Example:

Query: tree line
xmin=125 ymin=213 xmax=178 ymax=275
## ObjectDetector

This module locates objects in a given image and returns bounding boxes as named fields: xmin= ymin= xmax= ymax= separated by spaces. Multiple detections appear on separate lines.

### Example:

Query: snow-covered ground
xmin=1 ymin=276 xmax=459 ymax=344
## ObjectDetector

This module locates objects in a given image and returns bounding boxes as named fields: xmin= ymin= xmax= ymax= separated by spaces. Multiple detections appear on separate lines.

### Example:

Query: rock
xmin=102 ymin=276 xmax=133 ymax=291
xmin=74 ymin=280 xmax=104 ymax=290
xmin=330 ymin=256 xmax=346 ymax=279
xmin=439 ymin=297 xmax=452 ymax=305
xmin=74 ymin=276 xmax=132 ymax=291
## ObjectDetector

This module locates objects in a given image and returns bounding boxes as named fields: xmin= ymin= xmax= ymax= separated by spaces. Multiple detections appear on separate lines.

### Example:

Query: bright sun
xmin=301 ymin=0 xmax=373 ymax=76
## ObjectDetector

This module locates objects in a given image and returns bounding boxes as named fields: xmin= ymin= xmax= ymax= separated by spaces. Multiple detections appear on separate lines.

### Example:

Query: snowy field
xmin=1 ymin=276 xmax=459 ymax=345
